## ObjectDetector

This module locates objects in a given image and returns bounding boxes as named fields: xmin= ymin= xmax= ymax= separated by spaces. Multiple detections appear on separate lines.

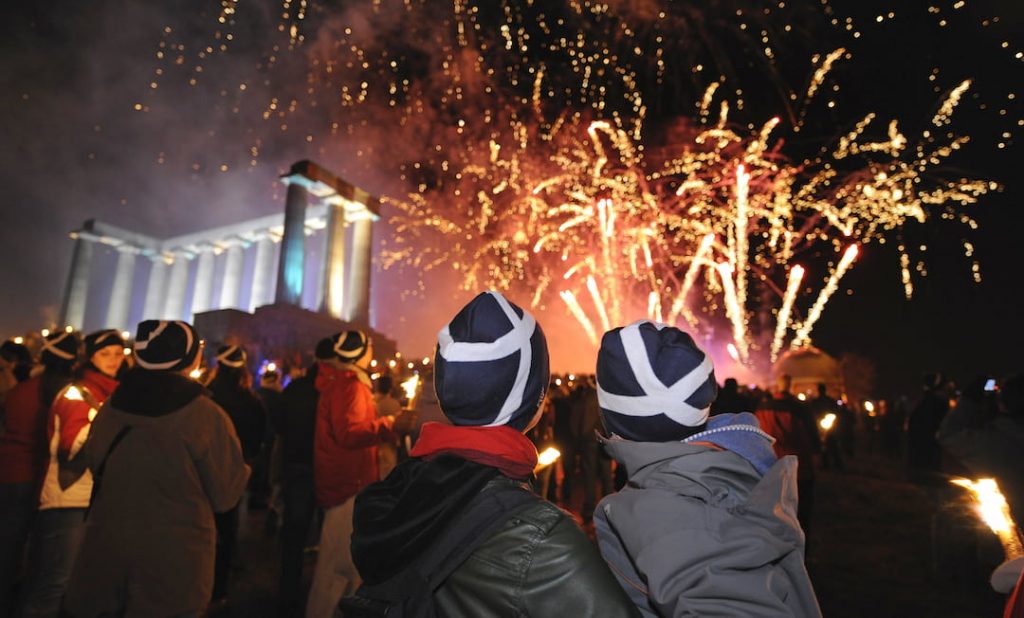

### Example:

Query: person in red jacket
xmin=0 ymin=332 xmax=77 ymax=617
xmin=306 ymin=330 xmax=412 ymax=618
xmin=21 ymin=329 xmax=125 ymax=618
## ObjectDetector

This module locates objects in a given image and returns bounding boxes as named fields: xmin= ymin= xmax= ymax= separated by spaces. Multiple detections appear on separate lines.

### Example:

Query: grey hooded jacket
xmin=595 ymin=438 xmax=821 ymax=617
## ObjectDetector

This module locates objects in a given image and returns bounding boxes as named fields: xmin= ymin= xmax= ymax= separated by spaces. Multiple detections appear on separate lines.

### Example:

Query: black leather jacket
xmin=435 ymin=476 xmax=641 ymax=617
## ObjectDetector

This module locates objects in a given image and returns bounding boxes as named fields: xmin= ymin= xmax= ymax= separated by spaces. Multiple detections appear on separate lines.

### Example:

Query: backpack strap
xmin=339 ymin=479 xmax=538 ymax=617
xmin=85 ymin=425 xmax=133 ymax=519
xmin=417 ymin=479 xmax=537 ymax=588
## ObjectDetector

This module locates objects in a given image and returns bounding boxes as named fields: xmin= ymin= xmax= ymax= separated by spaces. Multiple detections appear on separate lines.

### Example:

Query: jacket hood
xmin=108 ymin=367 xmax=205 ymax=417
xmin=351 ymin=456 xmax=502 ymax=585
xmin=602 ymin=435 xmax=803 ymax=546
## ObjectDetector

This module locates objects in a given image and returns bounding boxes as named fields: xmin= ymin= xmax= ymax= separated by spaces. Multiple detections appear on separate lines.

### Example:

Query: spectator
xmin=306 ymin=331 xmax=410 ymax=618
xmin=593 ymin=320 xmax=821 ymax=617
xmin=64 ymin=320 xmax=249 ymax=617
xmin=21 ymin=330 xmax=124 ymax=618
xmin=207 ymin=344 xmax=266 ymax=606
xmin=0 ymin=332 xmax=76 ymax=617
xmin=350 ymin=291 xmax=639 ymax=616
xmin=373 ymin=375 xmax=402 ymax=480
xmin=710 ymin=377 xmax=755 ymax=416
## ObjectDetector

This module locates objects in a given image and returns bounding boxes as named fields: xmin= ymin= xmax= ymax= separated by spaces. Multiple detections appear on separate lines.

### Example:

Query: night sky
xmin=2 ymin=0 xmax=1022 ymax=397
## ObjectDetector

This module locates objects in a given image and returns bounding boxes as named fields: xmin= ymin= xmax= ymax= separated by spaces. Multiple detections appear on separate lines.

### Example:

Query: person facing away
xmin=276 ymin=340 xmax=331 ymax=618
xmin=350 ymin=291 xmax=640 ymax=617
xmin=709 ymin=377 xmax=754 ymax=416
xmin=906 ymin=372 xmax=954 ymax=484
xmin=63 ymin=320 xmax=249 ymax=618
xmin=20 ymin=330 xmax=125 ymax=618
xmin=593 ymin=321 xmax=821 ymax=617
xmin=0 ymin=331 xmax=77 ymax=618
xmin=206 ymin=344 xmax=266 ymax=606
xmin=306 ymin=330 xmax=412 ymax=618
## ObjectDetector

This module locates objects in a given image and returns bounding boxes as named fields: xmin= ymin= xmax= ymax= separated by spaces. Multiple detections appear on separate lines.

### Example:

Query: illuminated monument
xmin=59 ymin=161 xmax=396 ymax=363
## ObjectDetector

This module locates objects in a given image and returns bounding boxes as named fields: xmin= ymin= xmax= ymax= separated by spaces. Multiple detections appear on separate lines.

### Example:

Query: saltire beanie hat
xmin=85 ymin=329 xmax=125 ymax=359
xmin=41 ymin=331 xmax=79 ymax=366
xmin=328 ymin=330 xmax=370 ymax=363
xmin=434 ymin=291 xmax=549 ymax=431
xmin=215 ymin=344 xmax=247 ymax=368
xmin=596 ymin=320 xmax=718 ymax=442
xmin=133 ymin=320 xmax=201 ymax=371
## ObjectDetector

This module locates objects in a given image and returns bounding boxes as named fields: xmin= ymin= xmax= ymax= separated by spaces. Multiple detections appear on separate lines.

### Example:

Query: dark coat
xmin=352 ymin=456 xmax=640 ymax=617
xmin=64 ymin=369 xmax=249 ymax=617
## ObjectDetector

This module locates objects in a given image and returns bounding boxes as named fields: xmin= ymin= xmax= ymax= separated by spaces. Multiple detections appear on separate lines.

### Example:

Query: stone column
xmin=143 ymin=257 xmax=168 ymax=320
xmin=219 ymin=242 xmax=245 ymax=310
xmin=249 ymin=235 xmax=276 ymax=312
xmin=190 ymin=247 xmax=216 ymax=314
xmin=163 ymin=254 xmax=191 ymax=321
xmin=345 ymin=217 xmax=373 ymax=324
xmin=275 ymin=182 xmax=308 ymax=305
xmin=104 ymin=245 xmax=137 ymax=330
xmin=319 ymin=204 xmax=348 ymax=319
xmin=59 ymin=234 xmax=94 ymax=331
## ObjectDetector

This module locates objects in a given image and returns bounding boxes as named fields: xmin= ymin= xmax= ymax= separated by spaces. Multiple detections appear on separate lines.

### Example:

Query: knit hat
xmin=327 ymin=330 xmax=371 ymax=363
xmin=85 ymin=329 xmax=125 ymax=359
xmin=41 ymin=331 xmax=79 ymax=366
xmin=133 ymin=320 xmax=201 ymax=371
xmin=215 ymin=344 xmax=247 ymax=369
xmin=314 ymin=337 xmax=335 ymax=360
xmin=596 ymin=321 xmax=718 ymax=442
xmin=434 ymin=291 xmax=549 ymax=431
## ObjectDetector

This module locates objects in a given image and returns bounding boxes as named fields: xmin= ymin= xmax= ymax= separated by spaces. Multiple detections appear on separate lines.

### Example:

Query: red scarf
xmin=410 ymin=422 xmax=538 ymax=480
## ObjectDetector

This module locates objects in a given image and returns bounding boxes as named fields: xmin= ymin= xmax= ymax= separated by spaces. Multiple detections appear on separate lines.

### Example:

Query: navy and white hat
xmin=314 ymin=337 xmax=336 ymax=360
xmin=41 ymin=331 xmax=79 ymax=366
xmin=326 ymin=330 xmax=371 ymax=363
xmin=133 ymin=320 xmax=201 ymax=371
xmin=215 ymin=344 xmax=247 ymax=369
xmin=434 ymin=291 xmax=549 ymax=431
xmin=85 ymin=329 xmax=125 ymax=359
xmin=597 ymin=321 xmax=718 ymax=442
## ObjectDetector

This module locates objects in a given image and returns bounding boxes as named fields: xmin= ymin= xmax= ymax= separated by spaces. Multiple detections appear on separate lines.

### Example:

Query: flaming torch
xmin=400 ymin=374 xmax=422 ymax=411
xmin=951 ymin=477 xmax=1024 ymax=591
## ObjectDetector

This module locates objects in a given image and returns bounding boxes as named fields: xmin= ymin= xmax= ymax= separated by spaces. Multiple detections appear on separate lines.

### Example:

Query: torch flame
xmin=819 ymin=413 xmax=837 ymax=431
xmin=400 ymin=374 xmax=421 ymax=401
xmin=537 ymin=447 xmax=561 ymax=468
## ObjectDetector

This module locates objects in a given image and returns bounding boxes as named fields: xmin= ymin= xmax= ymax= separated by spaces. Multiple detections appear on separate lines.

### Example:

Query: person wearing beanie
xmin=19 ymin=330 xmax=125 ymax=617
xmin=63 ymin=320 xmax=249 ymax=618
xmin=0 ymin=331 xmax=77 ymax=617
xmin=349 ymin=291 xmax=639 ymax=616
xmin=306 ymin=329 xmax=413 ymax=618
xmin=593 ymin=320 xmax=821 ymax=617
xmin=205 ymin=344 xmax=266 ymax=606
xmin=1 ymin=339 xmax=33 ymax=405
xmin=275 ymin=340 xmax=330 ymax=617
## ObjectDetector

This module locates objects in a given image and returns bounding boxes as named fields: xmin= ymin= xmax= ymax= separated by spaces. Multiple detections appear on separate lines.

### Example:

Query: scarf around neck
xmin=410 ymin=421 xmax=538 ymax=480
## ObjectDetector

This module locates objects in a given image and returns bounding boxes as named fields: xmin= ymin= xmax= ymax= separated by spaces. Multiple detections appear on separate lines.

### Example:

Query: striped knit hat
xmin=597 ymin=321 xmax=718 ymax=442
xmin=41 ymin=331 xmax=79 ymax=366
xmin=85 ymin=329 xmax=125 ymax=359
xmin=133 ymin=320 xmax=201 ymax=371
xmin=327 ymin=330 xmax=371 ymax=363
xmin=434 ymin=291 xmax=549 ymax=431
xmin=215 ymin=344 xmax=247 ymax=368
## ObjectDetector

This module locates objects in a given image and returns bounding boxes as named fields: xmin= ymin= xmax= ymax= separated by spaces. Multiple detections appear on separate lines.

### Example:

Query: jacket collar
xmin=108 ymin=367 xmax=205 ymax=417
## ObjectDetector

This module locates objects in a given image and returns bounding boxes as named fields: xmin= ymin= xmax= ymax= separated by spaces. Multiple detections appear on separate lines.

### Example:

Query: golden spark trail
xmin=792 ymin=244 xmax=859 ymax=349
xmin=586 ymin=275 xmax=611 ymax=333
xmin=771 ymin=264 xmax=805 ymax=362
xmin=734 ymin=165 xmax=751 ymax=312
xmin=716 ymin=262 xmax=749 ymax=363
xmin=560 ymin=290 xmax=598 ymax=345
xmin=668 ymin=233 xmax=715 ymax=328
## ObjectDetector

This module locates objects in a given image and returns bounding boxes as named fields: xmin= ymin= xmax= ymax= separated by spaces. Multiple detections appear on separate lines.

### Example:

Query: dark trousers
xmin=0 ymin=482 xmax=37 ymax=618
xmin=580 ymin=439 xmax=613 ymax=520
xmin=213 ymin=505 xmax=240 ymax=601
xmin=20 ymin=507 xmax=87 ymax=618
xmin=278 ymin=464 xmax=316 ymax=615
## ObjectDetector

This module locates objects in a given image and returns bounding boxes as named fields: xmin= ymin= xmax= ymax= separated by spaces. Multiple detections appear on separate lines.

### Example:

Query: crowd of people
xmin=1 ymin=290 xmax=1022 ymax=617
